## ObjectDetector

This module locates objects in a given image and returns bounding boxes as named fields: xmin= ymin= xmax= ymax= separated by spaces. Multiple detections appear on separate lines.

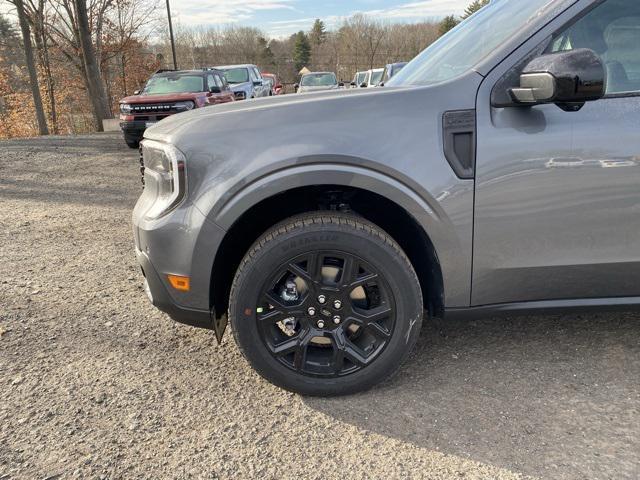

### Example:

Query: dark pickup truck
xmin=119 ymin=69 xmax=235 ymax=148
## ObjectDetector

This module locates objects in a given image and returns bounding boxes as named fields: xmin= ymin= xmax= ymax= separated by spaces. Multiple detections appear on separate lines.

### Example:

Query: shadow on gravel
xmin=0 ymin=177 xmax=137 ymax=210
xmin=304 ymin=313 xmax=640 ymax=479
xmin=0 ymin=133 xmax=130 ymax=155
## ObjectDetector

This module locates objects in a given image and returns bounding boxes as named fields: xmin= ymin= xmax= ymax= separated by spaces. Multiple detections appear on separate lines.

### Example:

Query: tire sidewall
xmin=231 ymin=217 xmax=423 ymax=396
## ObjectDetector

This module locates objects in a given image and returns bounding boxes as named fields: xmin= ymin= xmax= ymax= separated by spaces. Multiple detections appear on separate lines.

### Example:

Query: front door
xmin=472 ymin=0 xmax=640 ymax=305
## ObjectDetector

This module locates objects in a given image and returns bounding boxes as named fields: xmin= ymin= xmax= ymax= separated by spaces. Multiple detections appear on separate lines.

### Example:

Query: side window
xmin=253 ymin=68 xmax=262 ymax=80
xmin=218 ymin=74 xmax=229 ymax=90
xmin=248 ymin=68 xmax=258 ymax=82
xmin=548 ymin=0 xmax=640 ymax=94
xmin=207 ymin=74 xmax=215 ymax=90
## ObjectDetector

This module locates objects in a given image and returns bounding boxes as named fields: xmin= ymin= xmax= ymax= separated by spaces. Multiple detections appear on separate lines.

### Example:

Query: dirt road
xmin=1 ymin=133 xmax=638 ymax=479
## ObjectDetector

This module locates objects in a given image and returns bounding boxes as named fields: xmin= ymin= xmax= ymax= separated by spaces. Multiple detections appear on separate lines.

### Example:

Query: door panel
xmin=473 ymin=99 xmax=640 ymax=304
xmin=473 ymin=0 xmax=640 ymax=305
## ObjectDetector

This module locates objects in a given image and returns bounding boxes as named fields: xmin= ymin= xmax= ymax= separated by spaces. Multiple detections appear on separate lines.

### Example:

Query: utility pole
xmin=166 ymin=0 xmax=178 ymax=70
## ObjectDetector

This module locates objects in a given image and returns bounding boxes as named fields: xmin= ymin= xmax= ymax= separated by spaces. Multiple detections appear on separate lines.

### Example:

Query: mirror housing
xmin=338 ymin=82 xmax=345 ymax=87
xmin=360 ymin=82 xmax=368 ymax=88
xmin=133 ymin=90 xmax=141 ymax=95
xmin=209 ymin=86 xmax=222 ymax=94
xmin=253 ymin=80 xmax=263 ymax=87
xmin=510 ymin=48 xmax=605 ymax=111
xmin=350 ymin=81 xmax=357 ymax=87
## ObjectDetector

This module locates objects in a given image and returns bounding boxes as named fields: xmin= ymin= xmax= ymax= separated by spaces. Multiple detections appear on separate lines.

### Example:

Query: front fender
xmin=194 ymin=162 xmax=472 ymax=307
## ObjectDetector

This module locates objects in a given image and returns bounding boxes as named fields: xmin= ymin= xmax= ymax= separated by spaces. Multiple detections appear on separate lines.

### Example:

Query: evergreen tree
xmin=0 ymin=14 xmax=19 ymax=48
xmin=257 ymin=36 xmax=275 ymax=70
xmin=438 ymin=15 xmax=459 ymax=36
xmin=462 ymin=0 xmax=491 ymax=19
xmin=292 ymin=31 xmax=311 ymax=72
xmin=309 ymin=19 xmax=327 ymax=46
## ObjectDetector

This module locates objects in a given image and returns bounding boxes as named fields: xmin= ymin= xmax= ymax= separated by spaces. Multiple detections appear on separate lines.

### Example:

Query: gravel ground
xmin=1 ymin=132 xmax=639 ymax=480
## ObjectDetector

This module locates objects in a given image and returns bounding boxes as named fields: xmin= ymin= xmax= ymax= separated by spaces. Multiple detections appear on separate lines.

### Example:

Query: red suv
xmin=119 ymin=69 xmax=235 ymax=148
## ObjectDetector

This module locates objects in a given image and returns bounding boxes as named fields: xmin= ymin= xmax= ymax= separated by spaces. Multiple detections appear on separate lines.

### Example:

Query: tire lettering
xmin=282 ymin=235 xmax=339 ymax=253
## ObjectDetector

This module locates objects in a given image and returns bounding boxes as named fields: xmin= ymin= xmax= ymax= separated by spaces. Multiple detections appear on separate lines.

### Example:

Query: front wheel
xmin=125 ymin=138 xmax=139 ymax=149
xmin=229 ymin=212 xmax=423 ymax=396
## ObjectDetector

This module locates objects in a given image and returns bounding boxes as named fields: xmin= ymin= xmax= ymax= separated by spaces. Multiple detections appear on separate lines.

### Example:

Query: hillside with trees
xmin=0 ymin=0 xmax=489 ymax=138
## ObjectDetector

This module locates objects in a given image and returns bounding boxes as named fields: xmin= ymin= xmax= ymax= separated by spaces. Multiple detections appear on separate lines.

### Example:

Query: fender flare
xmin=198 ymin=163 xmax=465 ymax=306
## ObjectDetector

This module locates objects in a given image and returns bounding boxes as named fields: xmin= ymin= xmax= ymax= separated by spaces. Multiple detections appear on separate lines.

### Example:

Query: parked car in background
xmin=351 ymin=70 xmax=368 ymax=88
xmin=118 ymin=68 xmax=234 ymax=148
xmin=262 ymin=73 xmax=283 ymax=95
xmin=263 ymin=76 xmax=275 ymax=96
xmin=216 ymin=64 xmax=270 ymax=100
xmin=133 ymin=0 xmax=640 ymax=397
xmin=380 ymin=62 xmax=408 ymax=85
xmin=367 ymin=68 xmax=385 ymax=87
xmin=296 ymin=72 xmax=342 ymax=93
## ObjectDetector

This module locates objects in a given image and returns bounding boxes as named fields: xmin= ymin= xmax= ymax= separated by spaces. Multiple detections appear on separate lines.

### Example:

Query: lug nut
xmin=333 ymin=300 xmax=342 ymax=309
xmin=317 ymin=320 xmax=325 ymax=329
xmin=307 ymin=307 xmax=316 ymax=316
xmin=317 ymin=295 xmax=326 ymax=304
xmin=333 ymin=315 xmax=341 ymax=325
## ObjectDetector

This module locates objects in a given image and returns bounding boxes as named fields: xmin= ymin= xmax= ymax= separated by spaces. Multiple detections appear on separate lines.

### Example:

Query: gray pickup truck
xmin=133 ymin=0 xmax=640 ymax=396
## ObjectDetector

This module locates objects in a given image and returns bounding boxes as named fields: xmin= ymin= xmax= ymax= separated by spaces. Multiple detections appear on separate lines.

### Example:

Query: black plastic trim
xmin=442 ymin=110 xmax=476 ymax=179
xmin=136 ymin=250 xmax=214 ymax=330
xmin=445 ymin=296 xmax=640 ymax=320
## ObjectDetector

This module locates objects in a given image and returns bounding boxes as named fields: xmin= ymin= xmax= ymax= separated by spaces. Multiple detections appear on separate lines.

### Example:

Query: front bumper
xmin=136 ymin=247 xmax=214 ymax=329
xmin=120 ymin=121 xmax=147 ymax=139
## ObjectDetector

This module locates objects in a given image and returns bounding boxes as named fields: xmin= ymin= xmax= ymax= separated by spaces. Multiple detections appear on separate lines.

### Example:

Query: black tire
xmin=229 ymin=212 xmax=423 ymax=396
xmin=125 ymin=138 xmax=139 ymax=149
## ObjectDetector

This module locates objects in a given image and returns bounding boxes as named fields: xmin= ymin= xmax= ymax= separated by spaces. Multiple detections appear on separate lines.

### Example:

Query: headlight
xmin=174 ymin=101 xmax=195 ymax=111
xmin=140 ymin=140 xmax=186 ymax=219
xmin=120 ymin=103 xmax=133 ymax=113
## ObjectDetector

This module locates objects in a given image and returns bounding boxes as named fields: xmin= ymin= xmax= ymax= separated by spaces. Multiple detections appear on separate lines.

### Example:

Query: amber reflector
xmin=167 ymin=274 xmax=190 ymax=292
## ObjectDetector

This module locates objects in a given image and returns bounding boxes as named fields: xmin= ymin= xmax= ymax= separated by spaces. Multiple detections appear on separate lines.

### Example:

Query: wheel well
xmin=210 ymin=186 xmax=444 ymax=320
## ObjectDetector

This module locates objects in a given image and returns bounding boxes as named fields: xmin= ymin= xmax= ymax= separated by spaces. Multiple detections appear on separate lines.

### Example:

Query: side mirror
xmin=350 ymin=81 xmax=357 ymax=87
xmin=360 ymin=82 xmax=368 ymax=88
xmin=338 ymin=82 xmax=345 ymax=87
xmin=294 ymin=83 xmax=299 ymax=91
xmin=275 ymin=84 xmax=283 ymax=90
xmin=133 ymin=90 xmax=141 ymax=95
xmin=209 ymin=86 xmax=222 ymax=94
xmin=253 ymin=80 xmax=263 ymax=87
xmin=509 ymin=48 xmax=605 ymax=112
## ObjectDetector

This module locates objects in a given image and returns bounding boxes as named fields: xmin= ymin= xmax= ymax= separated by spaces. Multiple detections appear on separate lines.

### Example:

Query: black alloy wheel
xmin=230 ymin=212 xmax=423 ymax=396
xmin=256 ymin=250 xmax=396 ymax=377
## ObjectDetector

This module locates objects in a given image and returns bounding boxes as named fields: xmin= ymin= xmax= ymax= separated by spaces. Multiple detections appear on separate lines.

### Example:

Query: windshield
xmin=220 ymin=68 xmax=250 ymax=84
xmin=370 ymin=70 xmax=384 ymax=85
xmin=143 ymin=75 xmax=204 ymax=94
xmin=391 ymin=63 xmax=407 ymax=77
xmin=301 ymin=73 xmax=337 ymax=87
xmin=355 ymin=72 xmax=366 ymax=84
xmin=388 ymin=0 xmax=558 ymax=86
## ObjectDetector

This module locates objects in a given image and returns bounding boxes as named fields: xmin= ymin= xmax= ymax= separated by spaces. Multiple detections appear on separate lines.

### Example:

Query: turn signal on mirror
xmin=167 ymin=274 xmax=190 ymax=292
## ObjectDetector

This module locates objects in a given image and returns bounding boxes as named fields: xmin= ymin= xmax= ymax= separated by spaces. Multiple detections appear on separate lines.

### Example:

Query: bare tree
xmin=13 ymin=0 xmax=49 ymax=135
xmin=22 ymin=0 xmax=59 ymax=133
xmin=73 ymin=0 xmax=111 ymax=130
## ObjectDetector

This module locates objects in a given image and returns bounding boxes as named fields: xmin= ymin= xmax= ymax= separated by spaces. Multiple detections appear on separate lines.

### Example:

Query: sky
xmin=168 ymin=0 xmax=470 ymax=37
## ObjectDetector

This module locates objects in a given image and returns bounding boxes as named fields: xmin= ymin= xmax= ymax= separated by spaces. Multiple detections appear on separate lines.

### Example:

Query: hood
xmin=142 ymin=68 xmax=484 ymax=145
xmin=229 ymin=82 xmax=252 ymax=92
xmin=298 ymin=85 xmax=339 ymax=93
xmin=144 ymin=87 xmax=389 ymax=141
xmin=120 ymin=92 xmax=202 ymax=104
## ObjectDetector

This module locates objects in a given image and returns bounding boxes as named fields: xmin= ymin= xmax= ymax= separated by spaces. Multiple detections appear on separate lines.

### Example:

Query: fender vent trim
xmin=443 ymin=109 xmax=476 ymax=180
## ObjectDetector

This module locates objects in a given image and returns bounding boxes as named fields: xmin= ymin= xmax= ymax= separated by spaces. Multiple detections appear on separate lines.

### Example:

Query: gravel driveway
xmin=1 ymin=133 xmax=638 ymax=479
